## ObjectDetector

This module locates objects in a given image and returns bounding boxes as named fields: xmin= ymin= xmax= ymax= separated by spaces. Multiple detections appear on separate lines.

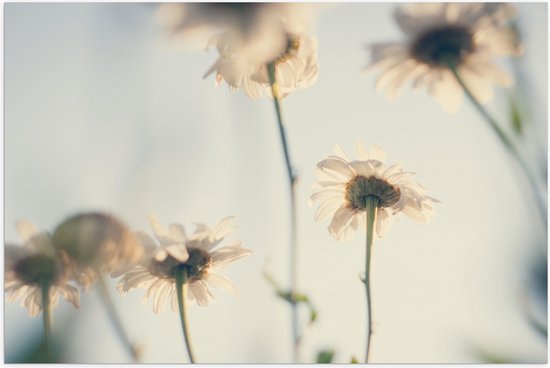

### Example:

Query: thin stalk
xmin=175 ymin=267 xmax=196 ymax=363
xmin=97 ymin=274 xmax=139 ymax=362
xmin=267 ymin=62 xmax=300 ymax=362
xmin=41 ymin=281 xmax=53 ymax=360
xmin=364 ymin=196 xmax=379 ymax=363
xmin=447 ymin=62 xmax=547 ymax=223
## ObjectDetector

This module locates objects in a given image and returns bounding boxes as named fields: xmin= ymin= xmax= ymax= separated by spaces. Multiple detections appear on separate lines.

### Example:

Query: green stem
xmin=364 ymin=196 xmax=379 ymax=363
xmin=41 ymin=281 xmax=53 ymax=360
xmin=447 ymin=62 xmax=547 ymax=223
xmin=175 ymin=267 xmax=196 ymax=363
xmin=267 ymin=62 xmax=300 ymax=362
xmin=97 ymin=274 xmax=139 ymax=362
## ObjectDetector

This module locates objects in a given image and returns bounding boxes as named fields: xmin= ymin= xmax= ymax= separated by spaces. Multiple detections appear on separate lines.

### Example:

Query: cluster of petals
xmin=204 ymin=30 xmax=319 ymax=99
xmin=311 ymin=144 xmax=439 ymax=241
xmin=5 ymin=220 xmax=79 ymax=317
xmin=117 ymin=214 xmax=251 ymax=312
xmin=366 ymin=3 xmax=522 ymax=112
xmin=156 ymin=2 xmax=319 ymax=99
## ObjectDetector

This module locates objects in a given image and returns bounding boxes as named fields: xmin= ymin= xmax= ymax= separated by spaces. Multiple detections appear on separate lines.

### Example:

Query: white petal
xmin=205 ymin=273 xmax=238 ymax=295
xmin=209 ymin=216 xmax=236 ymax=242
xmin=428 ymin=69 xmax=464 ymax=113
xmin=333 ymin=144 xmax=351 ymax=161
xmin=313 ymin=197 xmax=342 ymax=222
xmin=210 ymin=243 xmax=252 ymax=269
xmin=328 ymin=206 xmax=357 ymax=241
xmin=59 ymin=284 xmax=80 ymax=308
xmin=153 ymin=283 xmax=172 ymax=314
xmin=355 ymin=143 xmax=369 ymax=161
xmin=16 ymin=220 xmax=40 ymax=242
xmin=376 ymin=209 xmax=396 ymax=238
xmin=317 ymin=158 xmax=355 ymax=181
xmin=168 ymin=224 xmax=187 ymax=243
xmin=165 ymin=244 xmax=189 ymax=263
xmin=189 ymin=282 xmax=211 ymax=307
xmin=147 ymin=214 xmax=175 ymax=246
xmin=310 ymin=189 xmax=344 ymax=203
xmin=368 ymin=145 xmax=387 ymax=164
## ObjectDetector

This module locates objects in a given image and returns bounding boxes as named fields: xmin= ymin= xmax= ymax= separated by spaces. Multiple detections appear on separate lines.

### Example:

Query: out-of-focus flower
xmin=311 ymin=144 xmax=439 ymax=241
xmin=156 ymin=2 xmax=319 ymax=98
xmin=366 ymin=3 xmax=522 ymax=112
xmin=204 ymin=31 xmax=319 ymax=99
xmin=52 ymin=212 xmax=143 ymax=289
xmin=156 ymin=3 xmax=315 ymax=43
xmin=5 ymin=220 xmax=79 ymax=317
xmin=117 ymin=215 xmax=251 ymax=311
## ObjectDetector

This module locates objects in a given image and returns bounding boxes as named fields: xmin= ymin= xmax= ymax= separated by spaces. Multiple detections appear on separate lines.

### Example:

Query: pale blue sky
xmin=4 ymin=3 xmax=547 ymax=363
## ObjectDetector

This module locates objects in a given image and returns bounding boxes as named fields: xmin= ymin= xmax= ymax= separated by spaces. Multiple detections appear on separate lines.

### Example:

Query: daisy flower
xmin=5 ymin=220 xmax=79 ymax=317
xmin=366 ymin=3 xmax=522 ymax=112
xmin=311 ymin=144 xmax=439 ymax=241
xmin=204 ymin=30 xmax=319 ymax=99
xmin=157 ymin=3 xmax=315 ymax=44
xmin=157 ymin=2 xmax=319 ymax=96
xmin=51 ymin=212 xmax=143 ymax=289
xmin=117 ymin=214 xmax=251 ymax=312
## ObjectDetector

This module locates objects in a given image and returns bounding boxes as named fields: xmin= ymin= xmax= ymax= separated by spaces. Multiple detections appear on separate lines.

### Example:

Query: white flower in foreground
xmin=311 ymin=144 xmax=439 ymax=241
xmin=117 ymin=215 xmax=251 ymax=311
xmin=366 ymin=3 xmax=522 ymax=112
xmin=5 ymin=220 xmax=79 ymax=317
xmin=204 ymin=31 xmax=319 ymax=99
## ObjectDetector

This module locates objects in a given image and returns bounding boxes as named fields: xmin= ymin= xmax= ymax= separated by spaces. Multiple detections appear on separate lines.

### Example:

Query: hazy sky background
xmin=4 ymin=3 xmax=547 ymax=363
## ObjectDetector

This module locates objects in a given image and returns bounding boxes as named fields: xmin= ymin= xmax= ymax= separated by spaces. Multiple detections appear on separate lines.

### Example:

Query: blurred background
xmin=4 ymin=2 xmax=547 ymax=363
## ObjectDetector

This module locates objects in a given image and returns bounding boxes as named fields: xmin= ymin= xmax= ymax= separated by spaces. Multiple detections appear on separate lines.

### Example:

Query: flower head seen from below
xmin=117 ymin=215 xmax=252 ymax=312
xmin=311 ymin=144 xmax=439 ymax=241
xmin=204 ymin=30 xmax=319 ymax=99
xmin=366 ymin=3 xmax=522 ymax=112
xmin=5 ymin=220 xmax=80 ymax=317
xmin=51 ymin=212 xmax=143 ymax=289
xmin=156 ymin=2 xmax=319 ymax=99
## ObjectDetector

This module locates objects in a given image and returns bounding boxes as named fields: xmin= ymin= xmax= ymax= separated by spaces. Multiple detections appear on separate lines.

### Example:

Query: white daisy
xmin=366 ymin=3 xmax=522 ymax=112
xmin=311 ymin=144 xmax=439 ymax=241
xmin=5 ymin=220 xmax=80 ymax=317
xmin=204 ymin=30 xmax=319 ymax=99
xmin=51 ymin=212 xmax=144 ymax=289
xmin=117 ymin=215 xmax=251 ymax=312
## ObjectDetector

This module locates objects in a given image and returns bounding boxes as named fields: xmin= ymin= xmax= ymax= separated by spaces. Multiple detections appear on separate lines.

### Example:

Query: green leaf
xmin=509 ymin=93 xmax=523 ymax=135
xmin=309 ymin=308 xmax=318 ymax=323
xmin=350 ymin=356 xmax=359 ymax=364
xmin=263 ymin=270 xmax=318 ymax=325
xmin=316 ymin=350 xmax=334 ymax=364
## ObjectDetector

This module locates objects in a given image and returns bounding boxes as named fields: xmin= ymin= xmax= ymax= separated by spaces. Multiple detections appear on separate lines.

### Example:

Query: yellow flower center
xmin=345 ymin=175 xmax=401 ymax=210
xmin=149 ymin=248 xmax=212 ymax=281
xmin=411 ymin=26 xmax=474 ymax=67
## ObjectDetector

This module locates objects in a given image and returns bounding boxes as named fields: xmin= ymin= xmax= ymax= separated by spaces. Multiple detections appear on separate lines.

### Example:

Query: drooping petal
xmin=317 ymin=158 xmax=355 ymax=181
xmin=165 ymin=244 xmax=190 ymax=263
xmin=205 ymin=273 xmax=238 ymax=294
xmin=147 ymin=214 xmax=176 ymax=246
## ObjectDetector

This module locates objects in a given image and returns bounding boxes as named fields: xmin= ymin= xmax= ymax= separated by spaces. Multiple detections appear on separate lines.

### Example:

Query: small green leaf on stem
xmin=508 ymin=92 xmax=524 ymax=135
xmin=316 ymin=350 xmax=334 ymax=363
xmin=263 ymin=269 xmax=318 ymax=324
